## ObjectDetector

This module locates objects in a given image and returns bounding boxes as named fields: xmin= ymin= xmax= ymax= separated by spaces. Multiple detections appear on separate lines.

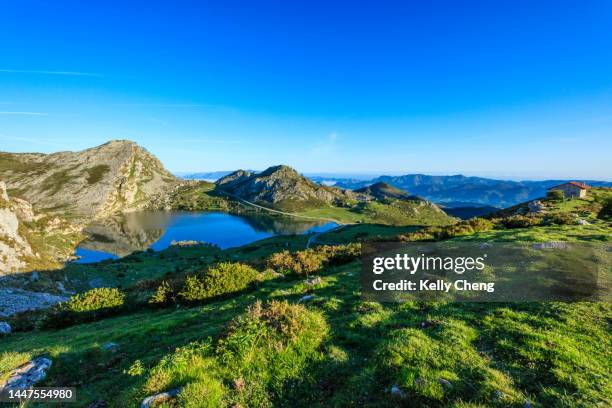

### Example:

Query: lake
xmin=74 ymin=211 xmax=338 ymax=263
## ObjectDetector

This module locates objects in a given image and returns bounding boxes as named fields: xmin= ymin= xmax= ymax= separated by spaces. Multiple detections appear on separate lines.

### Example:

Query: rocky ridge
xmin=0 ymin=140 xmax=177 ymax=221
xmin=216 ymin=165 xmax=363 ymax=209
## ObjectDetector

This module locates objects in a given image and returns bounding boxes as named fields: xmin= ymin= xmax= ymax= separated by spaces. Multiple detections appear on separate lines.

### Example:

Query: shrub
xmin=396 ymin=217 xmax=494 ymax=242
xmin=266 ymin=244 xmax=361 ymax=276
xmin=598 ymin=197 xmax=612 ymax=220
xmin=43 ymin=287 xmax=126 ymax=328
xmin=179 ymin=262 xmax=258 ymax=302
xmin=66 ymin=287 xmax=125 ymax=313
xmin=546 ymin=190 xmax=565 ymax=201
xmin=498 ymin=215 xmax=543 ymax=229
xmin=149 ymin=281 xmax=173 ymax=305
xmin=545 ymin=212 xmax=577 ymax=225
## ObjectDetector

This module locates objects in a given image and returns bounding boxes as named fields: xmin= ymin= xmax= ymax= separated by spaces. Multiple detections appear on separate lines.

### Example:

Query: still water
xmin=74 ymin=211 xmax=337 ymax=263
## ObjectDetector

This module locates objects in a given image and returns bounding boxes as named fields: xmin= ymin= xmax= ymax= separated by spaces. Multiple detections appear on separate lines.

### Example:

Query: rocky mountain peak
xmin=0 ymin=140 xmax=177 ymax=221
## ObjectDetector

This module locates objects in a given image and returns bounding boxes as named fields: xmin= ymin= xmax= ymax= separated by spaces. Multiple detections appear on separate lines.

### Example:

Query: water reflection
xmin=75 ymin=211 xmax=336 ymax=263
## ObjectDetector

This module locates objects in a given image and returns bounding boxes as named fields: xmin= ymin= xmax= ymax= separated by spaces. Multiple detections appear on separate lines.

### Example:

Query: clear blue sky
xmin=1 ymin=0 xmax=611 ymax=179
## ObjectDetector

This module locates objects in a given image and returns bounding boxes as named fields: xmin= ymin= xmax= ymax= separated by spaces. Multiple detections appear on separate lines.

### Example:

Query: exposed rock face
xmin=0 ymin=181 xmax=33 ymax=272
xmin=0 ymin=357 xmax=52 ymax=391
xmin=0 ymin=140 xmax=177 ymax=220
xmin=0 ymin=288 xmax=68 ymax=317
xmin=0 ymin=181 xmax=82 ymax=274
xmin=216 ymin=165 xmax=358 ymax=208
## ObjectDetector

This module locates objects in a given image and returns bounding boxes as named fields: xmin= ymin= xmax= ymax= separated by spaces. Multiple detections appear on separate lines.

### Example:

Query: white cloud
xmin=0 ymin=69 xmax=102 ymax=77
xmin=311 ymin=132 xmax=338 ymax=156
xmin=0 ymin=111 xmax=48 ymax=115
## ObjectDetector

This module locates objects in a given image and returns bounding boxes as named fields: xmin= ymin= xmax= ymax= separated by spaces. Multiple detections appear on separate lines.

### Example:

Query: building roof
xmin=547 ymin=181 xmax=590 ymax=190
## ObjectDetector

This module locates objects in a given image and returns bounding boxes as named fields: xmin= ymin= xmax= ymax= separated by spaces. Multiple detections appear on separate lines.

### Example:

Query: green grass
xmin=315 ymin=224 xmax=421 ymax=245
xmin=1 ymin=259 xmax=610 ymax=407
xmin=1 ymin=191 xmax=610 ymax=407
xmin=297 ymin=201 xmax=454 ymax=226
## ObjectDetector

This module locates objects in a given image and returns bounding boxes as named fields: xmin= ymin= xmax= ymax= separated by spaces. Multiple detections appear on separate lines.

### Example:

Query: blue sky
xmin=1 ymin=0 xmax=611 ymax=179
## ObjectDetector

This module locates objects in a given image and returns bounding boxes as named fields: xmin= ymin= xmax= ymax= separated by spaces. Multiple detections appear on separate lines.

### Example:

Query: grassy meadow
xmin=0 ymin=190 xmax=610 ymax=407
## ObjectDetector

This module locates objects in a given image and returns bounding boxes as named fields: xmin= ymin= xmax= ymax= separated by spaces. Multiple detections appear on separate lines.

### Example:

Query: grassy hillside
xmin=1 ymin=188 xmax=611 ymax=407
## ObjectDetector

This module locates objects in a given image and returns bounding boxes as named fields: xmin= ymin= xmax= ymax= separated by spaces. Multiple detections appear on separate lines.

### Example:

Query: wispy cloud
xmin=158 ymin=138 xmax=240 ymax=144
xmin=118 ymin=103 xmax=219 ymax=108
xmin=0 ymin=69 xmax=103 ymax=77
xmin=0 ymin=134 xmax=64 ymax=148
xmin=311 ymin=132 xmax=338 ymax=156
xmin=0 ymin=111 xmax=48 ymax=116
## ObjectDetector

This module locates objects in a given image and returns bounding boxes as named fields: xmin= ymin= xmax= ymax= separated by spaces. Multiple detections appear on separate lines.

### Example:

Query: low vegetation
xmin=0 ymin=189 xmax=610 ymax=407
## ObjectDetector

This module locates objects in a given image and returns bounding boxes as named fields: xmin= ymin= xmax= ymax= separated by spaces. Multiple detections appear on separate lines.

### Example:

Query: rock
xmin=577 ymin=219 xmax=590 ymax=225
xmin=0 ymin=181 xmax=8 ymax=201
xmin=532 ymin=242 xmax=569 ymax=250
xmin=420 ymin=319 xmax=439 ymax=329
xmin=414 ymin=377 xmax=427 ymax=388
xmin=0 ymin=288 xmax=68 ymax=318
xmin=299 ymin=295 xmax=315 ymax=303
xmin=304 ymin=276 xmax=322 ymax=286
xmin=0 ymin=357 xmax=52 ymax=391
xmin=170 ymin=240 xmax=201 ymax=247
xmin=140 ymin=387 xmax=182 ymax=408
xmin=479 ymin=242 xmax=493 ymax=249
xmin=30 ymin=271 xmax=39 ymax=282
xmin=493 ymin=390 xmax=505 ymax=401
xmin=0 ymin=321 xmax=11 ymax=334
xmin=390 ymin=384 xmax=406 ymax=398
xmin=438 ymin=378 xmax=452 ymax=389
xmin=101 ymin=342 xmax=119 ymax=352
xmin=528 ymin=200 xmax=545 ymax=213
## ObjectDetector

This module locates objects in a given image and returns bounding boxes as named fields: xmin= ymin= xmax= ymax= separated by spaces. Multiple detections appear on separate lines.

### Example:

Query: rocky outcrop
xmin=0 ymin=181 xmax=34 ymax=273
xmin=0 ymin=140 xmax=177 ymax=221
xmin=216 ymin=165 xmax=359 ymax=208
xmin=0 ymin=288 xmax=68 ymax=317
xmin=0 ymin=357 xmax=52 ymax=391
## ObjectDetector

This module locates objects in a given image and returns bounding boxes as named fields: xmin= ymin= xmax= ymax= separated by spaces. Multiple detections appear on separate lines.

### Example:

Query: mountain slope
xmin=215 ymin=165 xmax=357 ymax=210
xmin=354 ymin=182 xmax=413 ymax=200
xmin=335 ymin=174 xmax=612 ymax=207
xmin=0 ymin=140 xmax=177 ymax=221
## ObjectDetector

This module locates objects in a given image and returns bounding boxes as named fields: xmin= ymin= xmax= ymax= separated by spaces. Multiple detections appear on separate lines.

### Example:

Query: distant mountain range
xmin=317 ymin=175 xmax=612 ymax=208
xmin=182 ymin=171 xmax=612 ymax=208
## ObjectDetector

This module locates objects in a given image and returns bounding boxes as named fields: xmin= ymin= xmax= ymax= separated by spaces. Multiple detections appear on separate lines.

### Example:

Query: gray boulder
xmin=0 ymin=321 xmax=11 ymax=334
xmin=0 ymin=357 xmax=52 ymax=391
xmin=140 ymin=387 xmax=181 ymax=408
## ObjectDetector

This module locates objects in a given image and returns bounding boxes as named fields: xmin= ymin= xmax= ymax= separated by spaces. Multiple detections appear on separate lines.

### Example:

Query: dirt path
xmin=220 ymin=191 xmax=354 ymax=224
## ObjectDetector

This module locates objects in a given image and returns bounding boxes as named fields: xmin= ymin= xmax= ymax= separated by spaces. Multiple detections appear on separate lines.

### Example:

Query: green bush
xmin=396 ymin=217 xmax=494 ymax=242
xmin=598 ymin=197 xmax=612 ymax=220
xmin=546 ymin=189 xmax=565 ymax=201
xmin=43 ymin=288 xmax=126 ymax=328
xmin=148 ymin=281 xmax=173 ymax=305
xmin=66 ymin=287 xmax=125 ymax=313
xmin=179 ymin=262 xmax=258 ymax=302
xmin=545 ymin=212 xmax=577 ymax=225
xmin=266 ymin=244 xmax=361 ymax=276
xmin=499 ymin=215 xmax=543 ymax=229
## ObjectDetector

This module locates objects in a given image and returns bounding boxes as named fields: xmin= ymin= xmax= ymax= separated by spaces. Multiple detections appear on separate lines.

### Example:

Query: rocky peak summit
xmin=0 ymin=140 xmax=177 ymax=220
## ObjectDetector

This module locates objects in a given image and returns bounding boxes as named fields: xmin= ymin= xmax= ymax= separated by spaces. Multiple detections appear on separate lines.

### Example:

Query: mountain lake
xmin=74 ymin=211 xmax=338 ymax=263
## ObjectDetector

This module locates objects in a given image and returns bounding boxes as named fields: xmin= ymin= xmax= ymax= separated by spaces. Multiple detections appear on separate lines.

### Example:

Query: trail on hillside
xmin=219 ymin=191 xmax=354 ymax=224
